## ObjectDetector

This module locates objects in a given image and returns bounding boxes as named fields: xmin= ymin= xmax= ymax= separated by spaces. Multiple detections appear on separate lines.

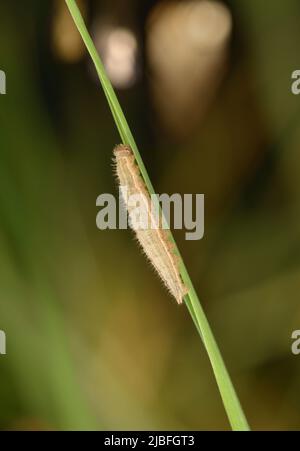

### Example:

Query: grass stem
xmin=65 ymin=0 xmax=250 ymax=431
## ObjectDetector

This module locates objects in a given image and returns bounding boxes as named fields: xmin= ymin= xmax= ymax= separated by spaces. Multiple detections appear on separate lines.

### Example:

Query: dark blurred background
xmin=1 ymin=0 xmax=300 ymax=430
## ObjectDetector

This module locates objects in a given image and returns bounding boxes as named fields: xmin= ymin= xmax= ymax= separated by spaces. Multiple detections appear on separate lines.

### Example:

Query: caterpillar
xmin=113 ymin=144 xmax=188 ymax=304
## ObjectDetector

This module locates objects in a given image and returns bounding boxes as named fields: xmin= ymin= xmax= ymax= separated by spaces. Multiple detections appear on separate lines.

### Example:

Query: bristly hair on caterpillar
xmin=113 ymin=144 xmax=188 ymax=304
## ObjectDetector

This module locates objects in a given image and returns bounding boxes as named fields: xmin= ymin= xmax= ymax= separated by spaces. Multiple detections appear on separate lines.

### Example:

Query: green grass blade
xmin=65 ymin=0 xmax=250 ymax=431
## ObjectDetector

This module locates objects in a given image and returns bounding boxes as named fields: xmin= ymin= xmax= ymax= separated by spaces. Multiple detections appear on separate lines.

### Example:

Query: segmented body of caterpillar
xmin=113 ymin=144 xmax=188 ymax=304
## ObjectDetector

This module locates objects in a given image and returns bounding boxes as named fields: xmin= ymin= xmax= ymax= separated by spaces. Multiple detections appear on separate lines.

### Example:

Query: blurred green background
xmin=1 ymin=0 xmax=300 ymax=431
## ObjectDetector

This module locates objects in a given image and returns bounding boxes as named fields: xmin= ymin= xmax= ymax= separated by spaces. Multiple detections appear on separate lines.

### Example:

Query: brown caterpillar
xmin=113 ymin=144 xmax=188 ymax=304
